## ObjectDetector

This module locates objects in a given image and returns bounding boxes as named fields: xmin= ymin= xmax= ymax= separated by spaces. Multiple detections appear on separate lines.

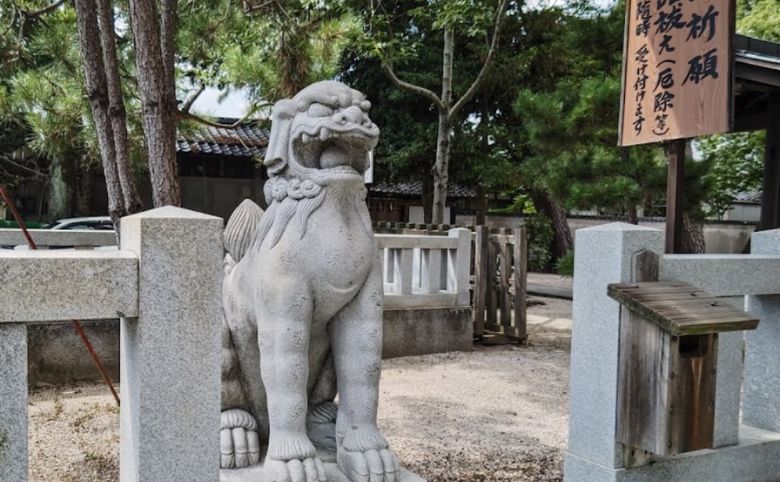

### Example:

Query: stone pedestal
xmin=219 ymin=449 xmax=425 ymax=482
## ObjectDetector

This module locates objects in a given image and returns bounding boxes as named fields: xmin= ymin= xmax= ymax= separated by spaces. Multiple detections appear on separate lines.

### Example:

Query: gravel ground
xmin=29 ymin=298 xmax=571 ymax=482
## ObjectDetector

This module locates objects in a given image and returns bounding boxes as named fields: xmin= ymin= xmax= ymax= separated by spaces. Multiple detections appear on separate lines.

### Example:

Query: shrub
xmin=555 ymin=249 xmax=574 ymax=277
xmin=524 ymin=214 xmax=554 ymax=272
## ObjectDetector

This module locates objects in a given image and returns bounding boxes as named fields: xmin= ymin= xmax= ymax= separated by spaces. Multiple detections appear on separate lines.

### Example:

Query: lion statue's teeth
xmin=302 ymin=133 xmax=312 ymax=144
xmin=320 ymin=128 xmax=330 ymax=141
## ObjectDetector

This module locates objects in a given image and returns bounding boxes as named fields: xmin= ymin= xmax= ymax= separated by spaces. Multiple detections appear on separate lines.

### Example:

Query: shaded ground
xmin=29 ymin=291 xmax=572 ymax=482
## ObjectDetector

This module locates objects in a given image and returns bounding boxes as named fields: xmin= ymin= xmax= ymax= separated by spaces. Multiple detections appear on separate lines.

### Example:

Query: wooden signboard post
xmin=619 ymin=0 xmax=735 ymax=252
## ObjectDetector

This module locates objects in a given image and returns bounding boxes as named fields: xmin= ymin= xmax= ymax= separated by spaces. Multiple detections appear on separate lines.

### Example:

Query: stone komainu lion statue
xmin=219 ymin=81 xmax=400 ymax=482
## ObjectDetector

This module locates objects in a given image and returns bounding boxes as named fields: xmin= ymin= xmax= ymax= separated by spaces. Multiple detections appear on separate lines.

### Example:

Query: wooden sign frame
xmin=618 ymin=0 xmax=736 ymax=146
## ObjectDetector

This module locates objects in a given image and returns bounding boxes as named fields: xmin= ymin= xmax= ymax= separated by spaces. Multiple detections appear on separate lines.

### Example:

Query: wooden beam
xmin=760 ymin=92 xmax=780 ymax=230
xmin=665 ymin=139 xmax=686 ymax=253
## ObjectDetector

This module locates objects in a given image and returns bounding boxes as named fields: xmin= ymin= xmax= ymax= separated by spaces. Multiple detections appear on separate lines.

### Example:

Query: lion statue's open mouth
xmin=292 ymin=121 xmax=379 ymax=175
xmin=262 ymin=81 xmax=380 ymax=182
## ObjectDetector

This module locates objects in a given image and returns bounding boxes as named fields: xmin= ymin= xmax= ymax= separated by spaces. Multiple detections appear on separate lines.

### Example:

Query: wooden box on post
xmin=608 ymin=281 xmax=759 ymax=458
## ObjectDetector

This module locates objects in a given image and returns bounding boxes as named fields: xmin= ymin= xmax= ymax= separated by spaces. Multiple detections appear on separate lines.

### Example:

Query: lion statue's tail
xmin=221 ymin=199 xmax=263 ymax=414
xmin=224 ymin=198 xmax=264 ymax=270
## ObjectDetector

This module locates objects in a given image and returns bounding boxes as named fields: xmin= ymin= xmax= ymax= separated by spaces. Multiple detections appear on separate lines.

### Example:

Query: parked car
xmin=44 ymin=216 xmax=114 ymax=231
xmin=5 ymin=216 xmax=115 ymax=250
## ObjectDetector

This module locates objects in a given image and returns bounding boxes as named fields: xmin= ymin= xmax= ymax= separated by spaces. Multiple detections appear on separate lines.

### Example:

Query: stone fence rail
xmin=0 ymin=228 xmax=116 ymax=248
xmin=0 ymin=217 xmax=474 ymax=480
xmin=377 ymin=229 xmax=471 ymax=310
xmin=565 ymin=223 xmax=780 ymax=481
xmin=0 ymin=207 xmax=223 ymax=482
xmin=0 ymin=228 xmax=473 ymax=312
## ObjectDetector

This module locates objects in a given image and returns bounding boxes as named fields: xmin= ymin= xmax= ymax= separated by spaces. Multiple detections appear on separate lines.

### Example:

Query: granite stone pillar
xmin=565 ymin=223 xmax=663 ymax=472
xmin=0 ymin=324 xmax=27 ymax=482
xmin=120 ymin=207 xmax=223 ymax=482
xmin=744 ymin=229 xmax=780 ymax=432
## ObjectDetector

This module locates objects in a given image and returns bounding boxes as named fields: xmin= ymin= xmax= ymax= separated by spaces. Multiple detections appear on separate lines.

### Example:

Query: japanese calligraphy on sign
xmin=619 ymin=0 xmax=734 ymax=146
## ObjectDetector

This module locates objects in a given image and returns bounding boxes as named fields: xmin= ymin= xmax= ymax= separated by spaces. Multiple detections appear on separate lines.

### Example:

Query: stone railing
xmin=0 ymin=228 xmax=116 ymax=249
xmin=0 ymin=228 xmax=473 ymax=311
xmin=0 ymin=207 xmax=223 ymax=482
xmin=376 ymin=228 xmax=472 ymax=310
xmin=565 ymin=223 xmax=780 ymax=481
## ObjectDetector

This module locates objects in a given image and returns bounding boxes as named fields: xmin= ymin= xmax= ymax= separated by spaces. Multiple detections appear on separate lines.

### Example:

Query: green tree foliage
xmin=0 ymin=0 xmax=359 ymax=216
xmin=737 ymin=0 xmax=780 ymax=41
xmin=513 ymin=2 xmax=668 ymax=221
xmin=696 ymin=0 xmax=779 ymax=218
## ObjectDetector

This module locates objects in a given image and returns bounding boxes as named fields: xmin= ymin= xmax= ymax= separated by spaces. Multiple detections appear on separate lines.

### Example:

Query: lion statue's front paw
xmin=264 ymin=456 xmax=327 ymax=482
xmin=220 ymin=409 xmax=261 ymax=469
xmin=337 ymin=425 xmax=400 ymax=482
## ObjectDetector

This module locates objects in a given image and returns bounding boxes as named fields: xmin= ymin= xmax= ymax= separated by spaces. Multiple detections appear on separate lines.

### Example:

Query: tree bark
xmin=128 ymin=0 xmax=181 ymax=207
xmin=432 ymin=25 xmax=454 ymax=224
xmin=73 ymin=0 xmax=125 ymax=227
xmin=681 ymin=212 xmax=706 ymax=254
xmin=422 ymin=172 xmax=434 ymax=224
xmin=380 ymin=0 xmax=508 ymax=225
xmin=47 ymin=157 xmax=70 ymax=220
xmin=96 ymin=0 xmax=144 ymax=214
xmin=476 ymin=184 xmax=487 ymax=226
xmin=531 ymin=190 xmax=573 ymax=259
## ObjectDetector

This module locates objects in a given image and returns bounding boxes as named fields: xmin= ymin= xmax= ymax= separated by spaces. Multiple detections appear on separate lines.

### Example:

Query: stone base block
xmin=221 ymin=463 xmax=424 ymax=482
xmin=564 ymin=425 xmax=780 ymax=482
xmin=221 ymin=448 xmax=425 ymax=482
xmin=382 ymin=307 xmax=472 ymax=358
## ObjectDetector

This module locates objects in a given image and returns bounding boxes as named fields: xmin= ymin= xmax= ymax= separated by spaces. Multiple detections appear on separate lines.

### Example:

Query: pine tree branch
xmin=21 ymin=0 xmax=66 ymax=18
xmin=449 ymin=0 xmax=509 ymax=119
xmin=180 ymin=83 xmax=205 ymax=114
xmin=0 ymin=154 xmax=47 ymax=178
xmin=175 ymin=103 xmax=269 ymax=129
xmin=381 ymin=62 xmax=444 ymax=110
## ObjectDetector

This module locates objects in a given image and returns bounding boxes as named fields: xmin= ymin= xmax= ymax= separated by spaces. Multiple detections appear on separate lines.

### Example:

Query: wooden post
xmin=760 ymin=92 xmax=780 ymax=231
xmin=474 ymin=226 xmax=488 ymax=337
xmin=499 ymin=228 xmax=511 ymax=330
xmin=665 ymin=139 xmax=686 ymax=253
xmin=513 ymin=227 xmax=528 ymax=343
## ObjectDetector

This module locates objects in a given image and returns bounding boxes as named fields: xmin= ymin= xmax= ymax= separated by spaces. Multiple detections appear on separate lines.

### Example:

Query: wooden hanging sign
xmin=618 ymin=0 xmax=735 ymax=146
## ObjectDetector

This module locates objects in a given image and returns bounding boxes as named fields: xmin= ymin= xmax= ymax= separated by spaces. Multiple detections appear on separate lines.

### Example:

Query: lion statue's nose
xmin=335 ymin=105 xmax=367 ymax=125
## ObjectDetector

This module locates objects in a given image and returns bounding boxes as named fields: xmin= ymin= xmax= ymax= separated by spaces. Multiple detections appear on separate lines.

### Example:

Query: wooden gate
xmin=473 ymin=226 xmax=528 ymax=342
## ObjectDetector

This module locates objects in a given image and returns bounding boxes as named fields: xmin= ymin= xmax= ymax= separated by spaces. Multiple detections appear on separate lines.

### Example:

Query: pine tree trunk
xmin=681 ymin=212 xmax=706 ymax=254
xmin=73 ymin=0 xmax=125 ymax=227
xmin=476 ymin=184 xmax=487 ymax=226
xmin=432 ymin=25 xmax=454 ymax=225
xmin=96 ymin=0 xmax=144 ymax=214
xmin=532 ymin=190 xmax=573 ymax=259
xmin=47 ymin=157 xmax=70 ymax=220
xmin=128 ymin=0 xmax=181 ymax=207
xmin=422 ymin=173 xmax=434 ymax=224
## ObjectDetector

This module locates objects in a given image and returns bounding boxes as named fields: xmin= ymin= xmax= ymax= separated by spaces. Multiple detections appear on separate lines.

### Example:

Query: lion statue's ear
xmin=264 ymin=99 xmax=298 ymax=175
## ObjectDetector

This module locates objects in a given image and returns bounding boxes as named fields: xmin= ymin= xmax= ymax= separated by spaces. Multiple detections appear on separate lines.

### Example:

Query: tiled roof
xmin=734 ymin=190 xmax=762 ymax=203
xmin=176 ymin=121 xmax=269 ymax=157
xmin=370 ymin=180 xmax=477 ymax=199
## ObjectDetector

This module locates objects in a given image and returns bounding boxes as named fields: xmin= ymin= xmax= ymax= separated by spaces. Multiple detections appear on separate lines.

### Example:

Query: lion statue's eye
xmin=307 ymin=103 xmax=334 ymax=117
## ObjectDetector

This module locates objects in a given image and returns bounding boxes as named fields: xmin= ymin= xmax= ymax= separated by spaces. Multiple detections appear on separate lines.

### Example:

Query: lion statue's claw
xmin=337 ymin=446 xmax=400 ymax=482
xmin=264 ymin=456 xmax=327 ymax=482
xmin=337 ymin=425 xmax=400 ymax=482
xmin=220 ymin=409 xmax=261 ymax=469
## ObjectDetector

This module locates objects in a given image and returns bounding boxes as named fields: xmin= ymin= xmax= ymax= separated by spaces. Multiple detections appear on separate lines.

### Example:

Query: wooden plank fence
xmin=473 ymin=226 xmax=528 ymax=342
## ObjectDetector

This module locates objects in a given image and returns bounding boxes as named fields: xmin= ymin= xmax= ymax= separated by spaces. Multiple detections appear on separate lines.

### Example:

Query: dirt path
xmin=29 ymin=300 xmax=571 ymax=482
